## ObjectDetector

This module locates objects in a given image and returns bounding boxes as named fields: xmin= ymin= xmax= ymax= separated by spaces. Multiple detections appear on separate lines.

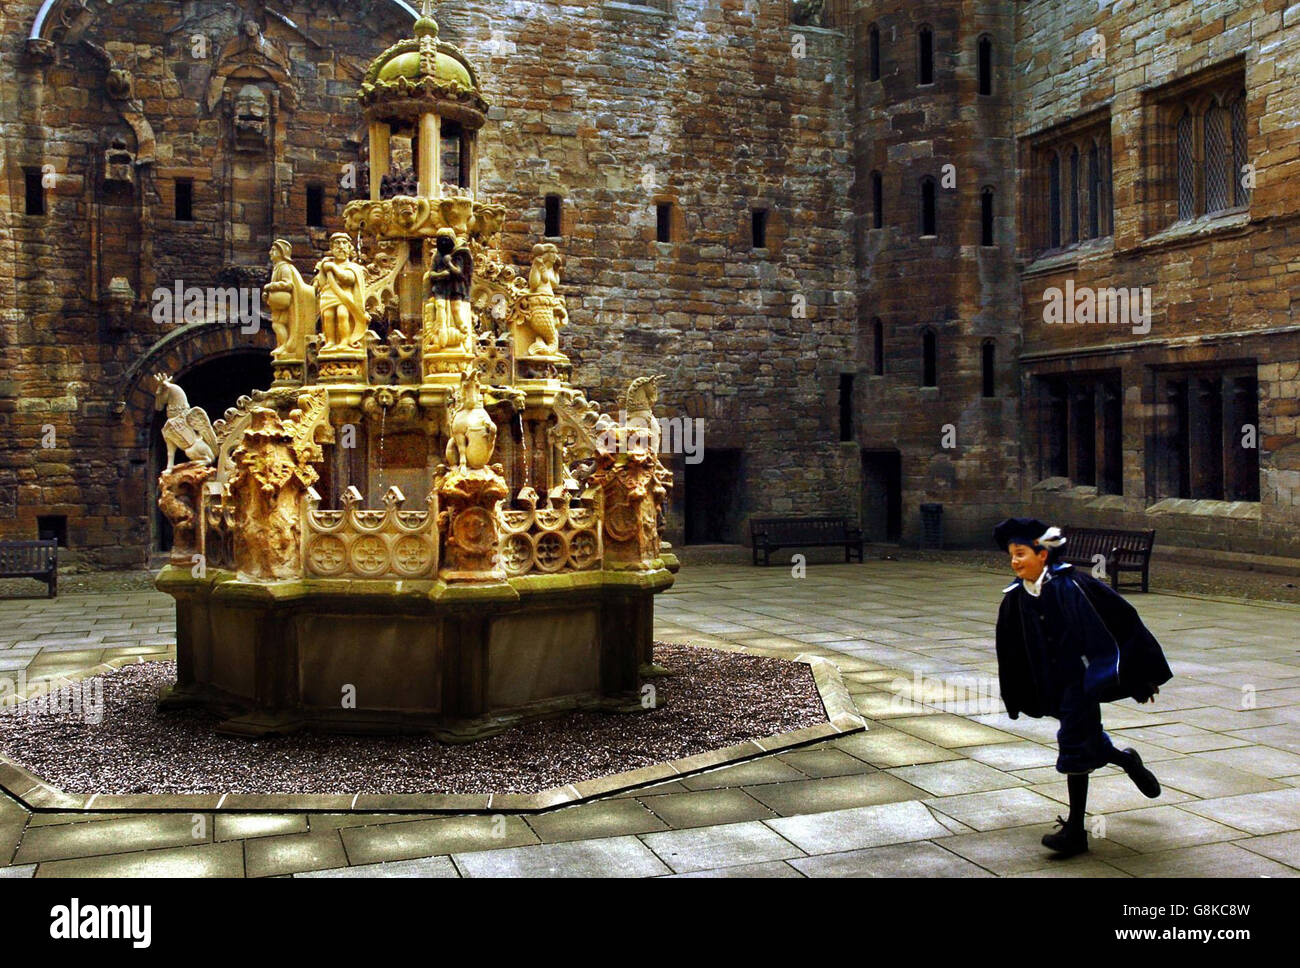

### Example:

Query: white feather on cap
xmin=1037 ymin=526 xmax=1067 ymax=549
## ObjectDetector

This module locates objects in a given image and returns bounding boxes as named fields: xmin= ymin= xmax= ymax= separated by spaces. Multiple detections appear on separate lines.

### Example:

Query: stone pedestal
xmin=156 ymin=566 xmax=674 ymax=739
xmin=422 ymin=350 xmax=475 ymax=385
xmin=270 ymin=359 xmax=305 ymax=386
xmin=435 ymin=464 xmax=508 ymax=582
xmin=589 ymin=450 xmax=668 ymax=569
xmin=157 ymin=461 xmax=216 ymax=566
xmin=316 ymin=351 xmax=367 ymax=383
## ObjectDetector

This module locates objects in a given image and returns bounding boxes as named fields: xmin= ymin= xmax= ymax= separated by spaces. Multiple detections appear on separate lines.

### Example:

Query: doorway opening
xmin=861 ymin=449 xmax=902 ymax=543
xmin=684 ymin=448 xmax=744 ymax=544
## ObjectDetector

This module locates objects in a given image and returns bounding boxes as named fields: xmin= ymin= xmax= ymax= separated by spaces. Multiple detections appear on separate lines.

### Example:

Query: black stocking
xmin=1107 ymin=747 xmax=1136 ymax=770
xmin=1066 ymin=773 xmax=1089 ymax=830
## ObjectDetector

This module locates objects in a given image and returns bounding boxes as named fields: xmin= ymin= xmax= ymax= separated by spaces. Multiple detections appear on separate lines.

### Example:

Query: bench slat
xmin=1059 ymin=526 xmax=1154 ymax=593
xmin=0 ymin=539 xmax=59 ymax=598
xmin=750 ymin=516 xmax=864 ymax=566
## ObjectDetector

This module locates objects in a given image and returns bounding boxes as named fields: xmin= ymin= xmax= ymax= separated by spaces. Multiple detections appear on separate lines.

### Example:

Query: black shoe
xmin=1122 ymin=748 xmax=1161 ymax=798
xmin=1041 ymin=816 xmax=1089 ymax=857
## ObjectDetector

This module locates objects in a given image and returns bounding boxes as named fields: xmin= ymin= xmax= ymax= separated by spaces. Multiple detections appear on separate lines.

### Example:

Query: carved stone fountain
xmin=154 ymin=2 xmax=677 ymax=740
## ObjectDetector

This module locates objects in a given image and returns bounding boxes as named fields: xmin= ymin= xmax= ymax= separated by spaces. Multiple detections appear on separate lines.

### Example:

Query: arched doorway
xmin=150 ymin=349 xmax=273 ymax=551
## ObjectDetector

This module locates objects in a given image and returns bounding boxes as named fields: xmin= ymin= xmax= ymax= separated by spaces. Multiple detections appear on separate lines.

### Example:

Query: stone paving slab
xmin=1104 ymin=841 xmax=1300 ymax=878
xmin=35 ymin=842 xmax=245 ymax=878
xmin=678 ymin=757 xmax=808 ymax=791
xmin=339 ymin=816 xmax=538 ymax=866
xmin=1099 ymin=805 xmax=1251 ymax=853
xmin=14 ymin=813 xmax=210 ymax=865
xmin=788 ymin=840 xmax=994 ymax=878
xmin=886 ymin=760 xmax=1028 ymax=797
xmin=831 ymin=725 xmax=965 ymax=768
xmin=923 ymin=788 xmax=1071 ymax=832
xmin=743 ymin=772 xmax=930 ymax=816
xmin=961 ymin=741 xmax=1060 ymax=772
xmin=639 ymin=788 xmax=776 ymax=828
xmin=641 ymin=820 xmax=805 ymax=874
xmin=936 ymin=822 xmax=1140 ymax=877
xmin=1175 ymin=788 xmax=1300 ymax=835
xmin=1237 ymin=830 xmax=1300 ymax=867
xmin=522 ymin=799 xmax=668 ymax=843
xmin=766 ymin=800 xmax=951 ymax=854
xmin=454 ymin=835 xmax=671 ymax=878
xmin=4 ymin=561 xmax=1300 ymax=877
xmin=295 ymin=855 xmax=460 ymax=878
xmin=245 ymin=831 xmax=351 ymax=878
xmin=776 ymin=748 xmax=877 ymax=778
xmin=1029 ymin=772 xmax=1195 ymax=814
xmin=215 ymin=814 xmax=310 ymax=842
xmin=661 ymin=860 xmax=805 ymax=878
xmin=1009 ymin=859 xmax=1132 ymax=878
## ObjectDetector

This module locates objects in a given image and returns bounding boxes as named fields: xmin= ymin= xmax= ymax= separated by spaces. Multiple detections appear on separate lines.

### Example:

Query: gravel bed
xmin=0 ymin=644 xmax=826 ymax=796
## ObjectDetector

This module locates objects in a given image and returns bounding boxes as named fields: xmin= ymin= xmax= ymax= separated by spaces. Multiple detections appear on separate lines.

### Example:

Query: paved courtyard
xmin=1 ymin=560 xmax=1299 ymax=878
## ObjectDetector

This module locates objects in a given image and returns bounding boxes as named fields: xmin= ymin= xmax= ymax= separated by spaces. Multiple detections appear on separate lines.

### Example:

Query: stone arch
xmin=119 ymin=319 xmax=275 ymax=552
xmin=118 ymin=318 xmax=276 ymax=452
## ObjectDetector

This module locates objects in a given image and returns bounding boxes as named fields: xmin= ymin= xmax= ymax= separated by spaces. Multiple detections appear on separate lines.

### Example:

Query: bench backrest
xmin=1061 ymin=527 xmax=1154 ymax=565
xmin=752 ymin=517 xmax=853 ymax=542
xmin=0 ymin=540 xmax=58 ymax=572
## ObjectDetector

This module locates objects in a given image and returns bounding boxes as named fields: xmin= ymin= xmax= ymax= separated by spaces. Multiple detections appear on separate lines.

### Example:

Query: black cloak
xmin=995 ymin=563 xmax=1173 ymax=720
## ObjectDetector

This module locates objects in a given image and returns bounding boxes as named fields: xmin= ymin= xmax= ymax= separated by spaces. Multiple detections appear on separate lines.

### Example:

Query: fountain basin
xmin=157 ymin=564 xmax=674 ymax=740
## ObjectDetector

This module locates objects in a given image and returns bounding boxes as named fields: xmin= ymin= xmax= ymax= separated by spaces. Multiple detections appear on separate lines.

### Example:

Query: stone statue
xmin=227 ymin=393 xmax=329 ymax=581
xmin=233 ymin=83 xmax=269 ymax=150
xmin=423 ymin=227 xmax=474 ymax=355
xmin=446 ymin=369 xmax=497 ymax=470
xmin=512 ymin=242 xmax=569 ymax=358
xmin=264 ymin=239 xmax=316 ymax=360
xmin=314 ymin=233 xmax=369 ymax=351
xmin=619 ymin=374 xmax=665 ymax=455
xmin=155 ymin=373 xmax=217 ymax=470
xmin=436 ymin=368 xmax=508 ymax=581
xmin=391 ymin=194 xmax=431 ymax=234
xmin=157 ymin=463 xmax=215 ymax=565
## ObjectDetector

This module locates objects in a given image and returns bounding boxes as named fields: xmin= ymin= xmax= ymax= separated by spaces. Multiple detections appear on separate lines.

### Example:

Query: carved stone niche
xmin=104 ymin=139 xmax=134 ymax=186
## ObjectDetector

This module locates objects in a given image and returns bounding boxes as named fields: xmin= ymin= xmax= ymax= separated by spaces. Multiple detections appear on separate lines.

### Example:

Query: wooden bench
xmin=1060 ymin=526 xmax=1155 ymax=593
xmin=0 ymin=539 xmax=58 ymax=598
xmin=750 ymin=516 xmax=864 ymax=567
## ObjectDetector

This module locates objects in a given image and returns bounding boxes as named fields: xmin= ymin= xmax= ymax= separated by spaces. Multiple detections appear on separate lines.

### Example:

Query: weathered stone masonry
xmin=2 ymin=0 xmax=1298 ymax=565
xmin=0 ymin=0 xmax=856 ymax=564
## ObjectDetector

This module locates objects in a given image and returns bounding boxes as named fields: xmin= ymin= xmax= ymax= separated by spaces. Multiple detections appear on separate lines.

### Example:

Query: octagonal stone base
xmin=155 ymin=565 xmax=675 ymax=741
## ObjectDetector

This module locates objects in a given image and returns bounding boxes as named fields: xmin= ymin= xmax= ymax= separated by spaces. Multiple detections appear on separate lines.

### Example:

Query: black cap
xmin=993 ymin=517 xmax=1053 ymax=551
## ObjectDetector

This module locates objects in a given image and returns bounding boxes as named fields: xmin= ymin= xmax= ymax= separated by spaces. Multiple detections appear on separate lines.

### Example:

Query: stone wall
xmin=0 ymin=0 xmax=858 ymax=565
xmin=450 ymin=0 xmax=859 ymax=540
xmin=849 ymin=1 xmax=1022 ymax=546
xmin=3 ymin=0 xmax=1297 ymax=567
xmin=1014 ymin=0 xmax=1300 ymax=557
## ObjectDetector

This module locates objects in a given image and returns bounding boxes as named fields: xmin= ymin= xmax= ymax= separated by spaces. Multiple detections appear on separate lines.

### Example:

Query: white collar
xmin=1023 ymin=567 xmax=1052 ymax=598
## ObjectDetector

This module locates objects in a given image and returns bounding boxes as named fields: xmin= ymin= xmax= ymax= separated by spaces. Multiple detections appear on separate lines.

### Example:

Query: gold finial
xmin=415 ymin=0 xmax=440 ymax=38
